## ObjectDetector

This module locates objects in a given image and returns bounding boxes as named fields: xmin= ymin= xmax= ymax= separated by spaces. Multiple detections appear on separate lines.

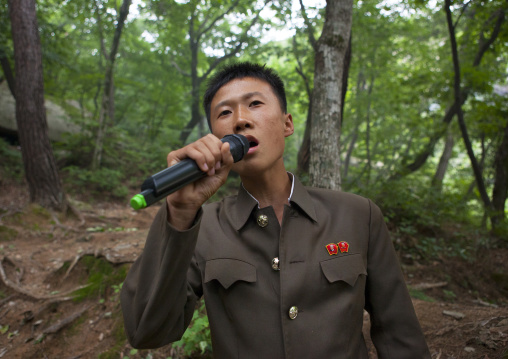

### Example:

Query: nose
xmin=233 ymin=108 xmax=252 ymax=132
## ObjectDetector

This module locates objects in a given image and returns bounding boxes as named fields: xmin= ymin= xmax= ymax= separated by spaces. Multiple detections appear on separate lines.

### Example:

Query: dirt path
xmin=0 ymin=186 xmax=507 ymax=358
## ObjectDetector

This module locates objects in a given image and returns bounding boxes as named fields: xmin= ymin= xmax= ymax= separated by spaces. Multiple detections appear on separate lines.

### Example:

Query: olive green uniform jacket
xmin=121 ymin=177 xmax=431 ymax=358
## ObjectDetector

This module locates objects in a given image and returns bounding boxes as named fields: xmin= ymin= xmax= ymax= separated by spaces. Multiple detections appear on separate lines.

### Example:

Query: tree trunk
xmin=0 ymin=48 xmax=16 ymax=98
xmin=492 ymin=120 xmax=508 ymax=231
xmin=177 ymin=0 xmax=267 ymax=144
xmin=432 ymin=126 xmax=454 ymax=190
xmin=445 ymin=0 xmax=494 ymax=225
xmin=392 ymin=7 xmax=505 ymax=180
xmin=91 ymin=0 xmax=131 ymax=170
xmin=364 ymin=74 xmax=375 ymax=185
xmin=8 ymin=0 xmax=67 ymax=210
xmin=297 ymin=100 xmax=312 ymax=174
xmin=309 ymin=0 xmax=353 ymax=190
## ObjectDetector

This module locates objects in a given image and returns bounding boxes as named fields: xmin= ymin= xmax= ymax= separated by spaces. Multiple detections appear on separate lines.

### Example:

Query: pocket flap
xmin=320 ymin=254 xmax=367 ymax=287
xmin=204 ymin=258 xmax=256 ymax=289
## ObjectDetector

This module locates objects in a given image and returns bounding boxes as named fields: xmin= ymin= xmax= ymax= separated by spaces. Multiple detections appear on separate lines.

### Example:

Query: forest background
xmin=0 ymin=0 xmax=508 ymax=358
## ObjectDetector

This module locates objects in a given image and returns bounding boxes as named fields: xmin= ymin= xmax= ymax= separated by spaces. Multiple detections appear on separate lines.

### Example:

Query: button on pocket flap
xmin=320 ymin=254 xmax=367 ymax=287
xmin=204 ymin=259 xmax=256 ymax=289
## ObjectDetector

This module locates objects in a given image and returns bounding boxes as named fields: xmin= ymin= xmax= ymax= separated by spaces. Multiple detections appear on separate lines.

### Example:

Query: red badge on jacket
xmin=326 ymin=243 xmax=339 ymax=255
xmin=338 ymin=241 xmax=349 ymax=253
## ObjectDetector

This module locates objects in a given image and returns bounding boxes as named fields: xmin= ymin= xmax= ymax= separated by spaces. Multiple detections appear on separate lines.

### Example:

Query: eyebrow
xmin=213 ymin=91 xmax=265 ymax=112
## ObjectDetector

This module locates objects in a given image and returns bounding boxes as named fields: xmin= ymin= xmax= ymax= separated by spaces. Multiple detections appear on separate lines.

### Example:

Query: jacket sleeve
xmin=120 ymin=204 xmax=203 ymax=349
xmin=365 ymin=200 xmax=431 ymax=359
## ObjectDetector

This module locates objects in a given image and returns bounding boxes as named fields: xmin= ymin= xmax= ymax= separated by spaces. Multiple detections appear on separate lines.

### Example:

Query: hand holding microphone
xmin=130 ymin=134 xmax=249 ymax=210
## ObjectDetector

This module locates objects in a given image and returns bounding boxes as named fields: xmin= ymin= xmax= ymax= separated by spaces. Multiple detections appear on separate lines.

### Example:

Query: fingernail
xmin=203 ymin=163 xmax=209 ymax=171
xmin=209 ymin=167 xmax=215 ymax=176
xmin=215 ymin=161 xmax=221 ymax=170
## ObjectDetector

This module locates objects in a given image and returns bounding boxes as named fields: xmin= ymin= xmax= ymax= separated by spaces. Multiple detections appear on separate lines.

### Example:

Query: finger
xmin=220 ymin=142 xmax=234 ymax=168
xmin=167 ymin=135 xmax=221 ymax=173
xmin=200 ymin=135 xmax=224 ymax=175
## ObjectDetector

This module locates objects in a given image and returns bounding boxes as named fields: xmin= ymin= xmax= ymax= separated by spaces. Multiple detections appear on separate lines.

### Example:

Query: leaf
xmin=0 ymin=325 xmax=9 ymax=334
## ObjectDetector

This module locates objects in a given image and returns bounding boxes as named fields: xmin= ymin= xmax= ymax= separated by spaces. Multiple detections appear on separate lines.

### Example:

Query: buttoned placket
xmin=239 ymin=173 xmax=304 ymax=358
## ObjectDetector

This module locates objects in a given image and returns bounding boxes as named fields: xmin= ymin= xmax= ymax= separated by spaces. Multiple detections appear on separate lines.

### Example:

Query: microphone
xmin=130 ymin=134 xmax=250 ymax=210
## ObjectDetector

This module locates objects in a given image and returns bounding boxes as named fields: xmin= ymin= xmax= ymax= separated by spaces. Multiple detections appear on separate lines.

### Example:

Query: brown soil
xmin=0 ymin=184 xmax=507 ymax=359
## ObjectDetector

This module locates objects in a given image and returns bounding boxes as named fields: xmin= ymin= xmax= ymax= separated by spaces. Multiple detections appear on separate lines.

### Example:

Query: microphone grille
xmin=221 ymin=134 xmax=250 ymax=162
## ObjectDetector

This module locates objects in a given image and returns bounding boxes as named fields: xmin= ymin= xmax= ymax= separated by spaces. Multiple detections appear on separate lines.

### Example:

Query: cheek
xmin=211 ymin=123 xmax=228 ymax=138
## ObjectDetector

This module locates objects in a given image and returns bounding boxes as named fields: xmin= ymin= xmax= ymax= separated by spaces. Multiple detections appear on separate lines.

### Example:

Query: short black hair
xmin=203 ymin=62 xmax=287 ymax=129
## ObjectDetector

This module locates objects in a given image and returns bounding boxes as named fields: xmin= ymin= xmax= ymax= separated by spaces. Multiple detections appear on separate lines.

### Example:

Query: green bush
xmin=172 ymin=302 xmax=212 ymax=357
xmin=72 ymin=256 xmax=127 ymax=302
xmin=0 ymin=138 xmax=24 ymax=182
xmin=63 ymin=166 xmax=129 ymax=199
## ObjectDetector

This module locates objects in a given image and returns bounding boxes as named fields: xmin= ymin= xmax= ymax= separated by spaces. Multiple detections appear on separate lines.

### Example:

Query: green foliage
xmin=0 ymin=139 xmax=24 ymax=182
xmin=63 ymin=166 xmax=129 ymax=199
xmin=172 ymin=302 xmax=212 ymax=357
xmin=0 ymin=225 xmax=18 ymax=241
xmin=1 ymin=0 xmax=506 ymax=263
xmin=408 ymin=288 xmax=435 ymax=302
xmin=443 ymin=289 xmax=457 ymax=301
xmin=56 ymin=126 xmax=175 ymax=200
xmin=72 ymin=256 xmax=127 ymax=302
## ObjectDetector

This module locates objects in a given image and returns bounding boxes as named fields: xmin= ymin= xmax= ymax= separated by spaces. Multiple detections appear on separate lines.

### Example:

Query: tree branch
xmin=94 ymin=0 xmax=109 ymax=59
xmin=392 ymin=5 xmax=505 ymax=180
xmin=298 ymin=0 xmax=318 ymax=51
xmin=293 ymin=34 xmax=312 ymax=98
xmin=200 ymin=0 xmax=269 ymax=81
xmin=0 ymin=49 xmax=16 ymax=99
xmin=474 ymin=8 xmax=505 ymax=66
xmin=445 ymin=0 xmax=493 ymax=213
xmin=171 ymin=60 xmax=191 ymax=77
xmin=197 ymin=0 xmax=241 ymax=40
xmin=453 ymin=0 xmax=472 ymax=29
xmin=109 ymin=0 xmax=131 ymax=62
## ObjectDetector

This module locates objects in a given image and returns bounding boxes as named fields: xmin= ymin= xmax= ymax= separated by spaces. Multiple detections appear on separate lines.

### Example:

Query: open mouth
xmin=245 ymin=136 xmax=259 ymax=153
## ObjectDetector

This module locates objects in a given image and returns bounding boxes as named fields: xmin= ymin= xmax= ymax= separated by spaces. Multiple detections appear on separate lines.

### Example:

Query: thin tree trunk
xmin=445 ymin=0 xmax=494 ymax=225
xmin=8 ymin=0 xmax=67 ymax=210
xmin=492 ymin=121 xmax=508 ymax=231
xmin=309 ymin=0 xmax=353 ymax=190
xmin=432 ymin=126 xmax=455 ymax=190
xmin=0 ymin=49 xmax=16 ymax=98
xmin=364 ymin=74 xmax=375 ymax=185
xmin=91 ymin=0 xmax=131 ymax=170
xmin=343 ymin=68 xmax=365 ymax=180
xmin=178 ymin=0 xmax=267 ymax=144
xmin=293 ymin=32 xmax=313 ymax=175
xmin=391 ymin=7 xmax=505 ymax=180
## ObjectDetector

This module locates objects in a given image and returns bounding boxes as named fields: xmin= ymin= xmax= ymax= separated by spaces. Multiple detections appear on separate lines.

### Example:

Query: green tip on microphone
xmin=130 ymin=194 xmax=147 ymax=210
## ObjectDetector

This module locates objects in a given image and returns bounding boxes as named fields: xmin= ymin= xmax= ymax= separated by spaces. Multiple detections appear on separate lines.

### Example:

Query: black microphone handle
xmin=130 ymin=134 xmax=249 ymax=209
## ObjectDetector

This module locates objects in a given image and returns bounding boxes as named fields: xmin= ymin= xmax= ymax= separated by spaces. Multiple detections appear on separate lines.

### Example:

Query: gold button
xmin=257 ymin=214 xmax=268 ymax=228
xmin=271 ymin=257 xmax=280 ymax=271
xmin=289 ymin=306 xmax=298 ymax=320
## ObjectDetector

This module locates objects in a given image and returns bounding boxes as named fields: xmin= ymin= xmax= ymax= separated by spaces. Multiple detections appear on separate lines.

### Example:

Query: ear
xmin=283 ymin=113 xmax=294 ymax=138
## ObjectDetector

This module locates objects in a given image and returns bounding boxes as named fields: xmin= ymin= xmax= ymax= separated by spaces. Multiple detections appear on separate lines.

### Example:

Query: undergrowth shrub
xmin=63 ymin=166 xmax=129 ymax=199
xmin=172 ymin=301 xmax=212 ymax=357
xmin=55 ymin=128 xmax=174 ymax=200
xmin=72 ymin=256 xmax=127 ymax=302
xmin=0 ymin=138 xmax=24 ymax=182
xmin=354 ymin=176 xmax=496 ymax=261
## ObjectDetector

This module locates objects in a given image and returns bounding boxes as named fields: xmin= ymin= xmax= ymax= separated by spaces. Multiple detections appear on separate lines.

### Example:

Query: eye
xmin=218 ymin=109 xmax=231 ymax=118
xmin=250 ymin=100 xmax=262 ymax=107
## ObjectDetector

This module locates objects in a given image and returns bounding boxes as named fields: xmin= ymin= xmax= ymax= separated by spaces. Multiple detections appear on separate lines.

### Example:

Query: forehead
xmin=211 ymin=77 xmax=276 ymax=108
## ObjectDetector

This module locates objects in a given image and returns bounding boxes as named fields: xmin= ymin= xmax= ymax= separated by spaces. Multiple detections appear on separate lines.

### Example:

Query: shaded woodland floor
xmin=0 ymin=183 xmax=507 ymax=358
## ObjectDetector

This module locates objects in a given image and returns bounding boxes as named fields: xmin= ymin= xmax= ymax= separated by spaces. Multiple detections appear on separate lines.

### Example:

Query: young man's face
xmin=209 ymin=77 xmax=294 ymax=177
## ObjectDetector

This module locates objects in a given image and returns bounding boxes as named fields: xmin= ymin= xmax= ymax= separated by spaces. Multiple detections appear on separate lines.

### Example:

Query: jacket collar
xmin=230 ymin=175 xmax=317 ymax=231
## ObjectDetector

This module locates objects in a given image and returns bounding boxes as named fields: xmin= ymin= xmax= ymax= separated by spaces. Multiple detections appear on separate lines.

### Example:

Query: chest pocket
xmin=204 ymin=258 xmax=257 ymax=289
xmin=320 ymin=254 xmax=367 ymax=287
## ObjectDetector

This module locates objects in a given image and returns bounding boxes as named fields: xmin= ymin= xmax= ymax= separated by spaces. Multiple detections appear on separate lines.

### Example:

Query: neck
xmin=240 ymin=163 xmax=291 ymax=224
